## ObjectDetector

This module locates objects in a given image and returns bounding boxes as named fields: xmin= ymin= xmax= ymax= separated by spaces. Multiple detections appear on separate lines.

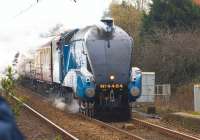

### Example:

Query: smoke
xmin=0 ymin=0 xmax=112 ymax=72
xmin=66 ymin=99 xmax=79 ymax=113
xmin=52 ymin=96 xmax=79 ymax=113
xmin=53 ymin=97 xmax=66 ymax=111
xmin=48 ymin=92 xmax=79 ymax=113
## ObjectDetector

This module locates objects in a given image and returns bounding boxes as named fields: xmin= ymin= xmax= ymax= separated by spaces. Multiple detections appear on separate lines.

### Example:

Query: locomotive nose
xmin=86 ymin=39 xmax=132 ymax=84
xmin=85 ymin=24 xmax=132 ymax=85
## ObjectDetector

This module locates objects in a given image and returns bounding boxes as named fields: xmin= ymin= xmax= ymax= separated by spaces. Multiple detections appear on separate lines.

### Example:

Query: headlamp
xmin=130 ymin=87 xmax=140 ymax=97
xmin=85 ymin=88 xmax=95 ymax=98
xmin=110 ymin=75 xmax=115 ymax=80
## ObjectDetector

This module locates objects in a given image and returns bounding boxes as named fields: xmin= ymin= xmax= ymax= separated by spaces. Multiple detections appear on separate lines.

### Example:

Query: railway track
xmin=79 ymin=114 xmax=145 ymax=140
xmin=60 ymin=103 xmax=199 ymax=140
xmin=11 ymin=94 xmax=79 ymax=140
xmin=14 ymin=87 xmax=144 ymax=140
xmin=13 ymin=86 xmax=200 ymax=140
xmin=110 ymin=117 xmax=200 ymax=140
xmin=132 ymin=118 xmax=200 ymax=140
xmin=12 ymin=93 xmax=145 ymax=140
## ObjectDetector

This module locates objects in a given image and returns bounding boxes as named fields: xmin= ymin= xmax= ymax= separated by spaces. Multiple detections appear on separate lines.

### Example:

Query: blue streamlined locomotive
xmin=19 ymin=19 xmax=142 ymax=118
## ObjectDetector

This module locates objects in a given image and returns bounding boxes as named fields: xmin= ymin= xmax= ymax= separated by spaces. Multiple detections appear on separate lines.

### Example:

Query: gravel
xmin=14 ymin=87 xmax=135 ymax=140
xmin=110 ymin=122 xmax=176 ymax=140
xmin=17 ymin=108 xmax=62 ymax=140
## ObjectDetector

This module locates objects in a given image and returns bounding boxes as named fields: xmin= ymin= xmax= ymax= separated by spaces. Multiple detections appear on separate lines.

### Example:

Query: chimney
xmin=101 ymin=18 xmax=114 ymax=33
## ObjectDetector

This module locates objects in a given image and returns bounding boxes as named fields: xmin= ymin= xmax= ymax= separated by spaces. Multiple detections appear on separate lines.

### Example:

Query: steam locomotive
xmin=18 ymin=19 xmax=142 ymax=119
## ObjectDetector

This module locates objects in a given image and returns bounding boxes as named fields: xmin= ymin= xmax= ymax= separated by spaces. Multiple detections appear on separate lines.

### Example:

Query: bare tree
xmin=139 ymin=29 xmax=200 ymax=86
xmin=131 ymin=0 xmax=152 ymax=11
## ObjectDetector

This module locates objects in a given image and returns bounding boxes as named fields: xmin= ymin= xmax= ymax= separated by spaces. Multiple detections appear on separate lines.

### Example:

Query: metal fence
xmin=155 ymin=84 xmax=171 ymax=106
xmin=136 ymin=84 xmax=171 ymax=104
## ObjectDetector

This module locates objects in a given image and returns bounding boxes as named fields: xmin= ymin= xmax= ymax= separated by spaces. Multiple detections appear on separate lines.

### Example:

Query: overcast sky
xmin=0 ymin=0 xmax=113 ymax=72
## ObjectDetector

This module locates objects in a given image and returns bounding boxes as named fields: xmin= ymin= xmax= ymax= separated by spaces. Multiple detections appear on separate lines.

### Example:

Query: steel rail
xmin=11 ymin=95 xmax=79 ymax=140
xmin=14 ymin=86 xmax=199 ymax=140
xmin=133 ymin=118 xmax=200 ymax=140
xmin=79 ymin=114 xmax=145 ymax=140
xmin=14 ymin=87 xmax=144 ymax=140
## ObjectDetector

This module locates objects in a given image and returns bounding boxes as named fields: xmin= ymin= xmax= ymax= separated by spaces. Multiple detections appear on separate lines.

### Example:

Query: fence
xmin=155 ymin=84 xmax=171 ymax=106
xmin=136 ymin=84 xmax=171 ymax=105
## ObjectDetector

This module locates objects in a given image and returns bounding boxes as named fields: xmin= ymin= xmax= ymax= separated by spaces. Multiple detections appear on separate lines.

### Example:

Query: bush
xmin=1 ymin=66 xmax=15 ymax=97
xmin=1 ymin=66 xmax=23 ymax=117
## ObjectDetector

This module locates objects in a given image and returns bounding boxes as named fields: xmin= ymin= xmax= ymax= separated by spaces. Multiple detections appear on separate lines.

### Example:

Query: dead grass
xmin=154 ymin=83 xmax=194 ymax=113
xmin=189 ymin=112 xmax=200 ymax=116
xmin=162 ymin=113 xmax=200 ymax=133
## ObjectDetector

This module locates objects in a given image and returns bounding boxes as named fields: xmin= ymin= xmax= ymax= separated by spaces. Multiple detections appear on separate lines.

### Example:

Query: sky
xmin=0 ymin=0 xmax=113 ymax=72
